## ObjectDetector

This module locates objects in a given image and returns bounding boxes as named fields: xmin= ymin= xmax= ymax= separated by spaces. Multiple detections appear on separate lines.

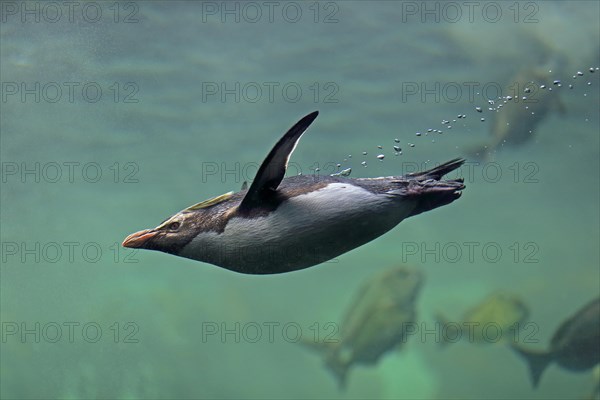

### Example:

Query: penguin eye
xmin=168 ymin=221 xmax=181 ymax=231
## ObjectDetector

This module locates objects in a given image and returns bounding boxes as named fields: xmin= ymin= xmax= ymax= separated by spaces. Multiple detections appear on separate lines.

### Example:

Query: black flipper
xmin=239 ymin=111 xmax=319 ymax=212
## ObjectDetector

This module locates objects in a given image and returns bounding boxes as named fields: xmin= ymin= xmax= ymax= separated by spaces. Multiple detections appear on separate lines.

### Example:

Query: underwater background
xmin=1 ymin=1 xmax=599 ymax=399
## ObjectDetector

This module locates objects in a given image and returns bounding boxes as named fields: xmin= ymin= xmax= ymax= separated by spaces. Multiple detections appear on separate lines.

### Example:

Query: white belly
xmin=180 ymin=183 xmax=415 ymax=273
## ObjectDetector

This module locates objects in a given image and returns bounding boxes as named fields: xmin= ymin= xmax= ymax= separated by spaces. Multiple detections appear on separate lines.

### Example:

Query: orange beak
xmin=122 ymin=229 xmax=157 ymax=248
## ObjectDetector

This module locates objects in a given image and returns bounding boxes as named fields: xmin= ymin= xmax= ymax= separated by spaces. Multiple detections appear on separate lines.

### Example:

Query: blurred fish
xmin=467 ymin=63 xmax=566 ymax=160
xmin=299 ymin=266 xmax=423 ymax=389
xmin=435 ymin=291 xmax=530 ymax=347
xmin=511 ymin=297 xmax=600 ymax=388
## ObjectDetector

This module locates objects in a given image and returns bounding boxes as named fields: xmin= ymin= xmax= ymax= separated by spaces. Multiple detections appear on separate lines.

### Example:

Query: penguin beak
xmin=122 ymin=229 xmax=157 ymax=248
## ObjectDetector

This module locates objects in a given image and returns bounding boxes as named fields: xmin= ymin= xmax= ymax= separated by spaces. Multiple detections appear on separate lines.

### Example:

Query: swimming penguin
xmin=122 ymin=111 xmax=465 ymax=274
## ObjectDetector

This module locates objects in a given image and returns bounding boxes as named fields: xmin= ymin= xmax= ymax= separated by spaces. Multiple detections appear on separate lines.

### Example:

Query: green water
xmin=1 ymin=1 xmax=599 ymax=399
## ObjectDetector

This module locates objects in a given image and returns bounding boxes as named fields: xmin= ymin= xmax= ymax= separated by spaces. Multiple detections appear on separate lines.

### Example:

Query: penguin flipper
xmin=239 ymin=111 xmax=319 ymax=212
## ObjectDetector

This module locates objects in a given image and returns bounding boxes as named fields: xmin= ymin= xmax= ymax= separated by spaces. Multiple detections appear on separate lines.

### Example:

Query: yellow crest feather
xmin=186 ymin=192 xmax=234 ymax=211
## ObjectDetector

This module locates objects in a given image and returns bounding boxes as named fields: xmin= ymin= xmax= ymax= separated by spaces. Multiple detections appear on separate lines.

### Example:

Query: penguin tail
xmin=403 ymin=159 xmax=466 ymax=217
xmin=510 ymin=344 xmax=553 ymax=388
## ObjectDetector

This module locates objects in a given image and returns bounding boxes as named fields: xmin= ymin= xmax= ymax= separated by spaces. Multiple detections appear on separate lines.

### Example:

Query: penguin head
xmin=122 ymin=212 xmax=196 ymax=255
xmin=122 ymin=191 xmax=237 ymax=256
